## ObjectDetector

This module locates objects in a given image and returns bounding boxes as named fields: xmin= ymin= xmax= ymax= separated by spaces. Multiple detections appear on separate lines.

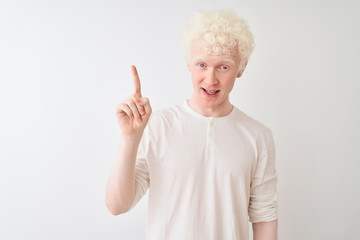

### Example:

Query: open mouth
xmin=202 ymin=88 xmax=220 ymax=95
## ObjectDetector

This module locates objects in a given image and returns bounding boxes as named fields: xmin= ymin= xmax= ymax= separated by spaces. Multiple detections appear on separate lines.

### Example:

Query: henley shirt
xmin=126 ymin=100 xmax=278 ymax=240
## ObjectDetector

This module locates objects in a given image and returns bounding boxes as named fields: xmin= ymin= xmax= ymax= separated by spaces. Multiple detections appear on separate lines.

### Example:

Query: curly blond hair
xmin=182 ymin=9 xmax=255 ymax=70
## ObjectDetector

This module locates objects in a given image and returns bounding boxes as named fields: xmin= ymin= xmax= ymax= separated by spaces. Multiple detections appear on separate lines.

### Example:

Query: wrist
xmin=120 ymin=132 xmax=143 ymax=144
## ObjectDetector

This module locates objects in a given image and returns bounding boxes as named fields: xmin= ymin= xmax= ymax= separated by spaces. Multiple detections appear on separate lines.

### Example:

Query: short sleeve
xmin=248 ymin=130 xmax=279 ymax=223
xmin=125 ymin=130 xmax=150 ymax=212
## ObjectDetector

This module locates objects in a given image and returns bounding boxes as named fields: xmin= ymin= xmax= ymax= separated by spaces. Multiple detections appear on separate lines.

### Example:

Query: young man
xmin=106 ymin=9 xmax=278 ymax=240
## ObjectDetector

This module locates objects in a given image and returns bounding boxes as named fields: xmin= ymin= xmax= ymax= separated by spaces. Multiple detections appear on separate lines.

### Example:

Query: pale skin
xmin=105 ymin=65 xmax=152 ymax=215
xmin=253 ymin=219 xmax=278 ymax=240
xmin=186 ymin=45 xmax=244 ymax=117
xmin=105 ymin=48 xmax=278 ymax=239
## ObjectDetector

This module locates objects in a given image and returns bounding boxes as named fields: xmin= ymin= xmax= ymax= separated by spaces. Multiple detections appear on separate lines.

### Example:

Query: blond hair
xmin=182 ymin=9 xmax=255 ymax=70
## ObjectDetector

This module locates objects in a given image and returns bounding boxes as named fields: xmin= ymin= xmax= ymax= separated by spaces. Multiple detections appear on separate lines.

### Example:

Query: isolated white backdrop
xmin=0 ymin=0 xmax=359 ymax=239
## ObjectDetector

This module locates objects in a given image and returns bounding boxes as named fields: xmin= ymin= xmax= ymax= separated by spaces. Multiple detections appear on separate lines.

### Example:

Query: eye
xmin=199 ymin=63 xmax=206 ymax=68
xmin=219 ymin=65 xmax=229 ymax=70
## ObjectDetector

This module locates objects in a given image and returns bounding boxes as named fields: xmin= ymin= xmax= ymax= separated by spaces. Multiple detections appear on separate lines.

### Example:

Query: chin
xmin=201 ymin=100 xmax=219 ymax=109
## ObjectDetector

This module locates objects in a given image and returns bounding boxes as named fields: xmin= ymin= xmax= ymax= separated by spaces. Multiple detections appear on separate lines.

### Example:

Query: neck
xmin=187 ymin=98 xmax=233 ymax=117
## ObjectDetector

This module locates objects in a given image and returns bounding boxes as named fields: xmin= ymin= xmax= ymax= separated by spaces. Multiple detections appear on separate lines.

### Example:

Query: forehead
xmin=189 ymin=45 xmax=240 ymax=64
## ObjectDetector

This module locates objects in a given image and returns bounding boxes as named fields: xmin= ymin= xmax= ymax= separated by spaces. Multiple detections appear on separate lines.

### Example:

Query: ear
xmin=236 ymin=61 xmax=248 ymax=78
xmin=186 ymin=62 xmax=191 ymax=72
xmin=184 ymin=51 xmax=192 ymax=72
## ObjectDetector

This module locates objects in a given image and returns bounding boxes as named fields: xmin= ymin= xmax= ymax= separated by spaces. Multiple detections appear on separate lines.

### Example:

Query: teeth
xmin=203 ymin=88 xmax=218 ymax=95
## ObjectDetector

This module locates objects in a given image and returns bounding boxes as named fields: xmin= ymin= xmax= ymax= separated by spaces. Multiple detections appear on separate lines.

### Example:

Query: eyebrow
xmin=221 ymin=59 xmax=236 ymax=65
xmin=191 ymin=57 xmax=205 ymax=63
xmin=191 ymin=57 xmax=235 ymax=65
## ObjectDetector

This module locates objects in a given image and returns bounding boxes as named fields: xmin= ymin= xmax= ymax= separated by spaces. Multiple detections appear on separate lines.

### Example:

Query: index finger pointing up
xmin=131 ymin=65 xmax=142 ymax=97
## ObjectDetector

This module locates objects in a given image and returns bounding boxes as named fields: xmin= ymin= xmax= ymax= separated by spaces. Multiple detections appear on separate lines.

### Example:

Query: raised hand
xmin=115 ymin=65 xmax=152 ymax=137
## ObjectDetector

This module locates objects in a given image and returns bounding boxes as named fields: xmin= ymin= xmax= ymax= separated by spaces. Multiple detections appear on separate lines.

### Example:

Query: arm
xmin=248 ymin=130 xmax=279 ymax=235
xmin=105 ymin=65 xmax=152 ymax=215
xmin=105 ymin=134 xmax=142 ymax=215
xmin=252 ymin=219 xmax=278 ymax=240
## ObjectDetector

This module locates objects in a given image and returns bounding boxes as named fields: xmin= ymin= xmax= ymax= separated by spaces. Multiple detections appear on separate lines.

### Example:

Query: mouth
xmin=202 ymin=88 xmax=220 ymax=96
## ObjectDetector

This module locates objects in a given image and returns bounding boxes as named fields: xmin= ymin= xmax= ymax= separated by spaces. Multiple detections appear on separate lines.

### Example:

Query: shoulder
xmin=144 ymin=103 xmax=186 ymax=132
xmin=140 ymin=103 xmax=186 ymax=146
xmin=149 ymin=103 xmax=187 ymax=124
xmin=230 ymin=107 xmax=276 ymax=158
xmin=232 ymin=106 xmax=274 ymax=141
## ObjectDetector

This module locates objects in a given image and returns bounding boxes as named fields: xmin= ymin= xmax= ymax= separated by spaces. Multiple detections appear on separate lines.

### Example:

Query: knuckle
xmin=134 ymin=99 xmax=142 ymax=105
xmin=116 ymin=103 xmax=125 ymax=111
xmin=130 ymin=105 xmax=139 ymax=113
xmin=123 ymin=99 xmax=130 ymax=105
xmin=128 ymin=99 xmax=136 ymax=107
xmin=133 ymin=112 xmax=140 ymax=118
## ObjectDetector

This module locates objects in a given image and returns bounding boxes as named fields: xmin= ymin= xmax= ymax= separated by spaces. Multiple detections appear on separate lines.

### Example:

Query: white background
xmin=1 ymin=0 xmax=359 ymax=239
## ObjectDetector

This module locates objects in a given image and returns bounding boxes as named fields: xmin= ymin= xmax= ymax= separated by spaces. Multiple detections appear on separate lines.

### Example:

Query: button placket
xmin=206 ymin=118 xmax=215 ymax=149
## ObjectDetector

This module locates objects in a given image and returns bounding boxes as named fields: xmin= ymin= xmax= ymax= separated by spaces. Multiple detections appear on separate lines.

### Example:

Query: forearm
xmin=105 ymin=134 xmax=142 ymax=215
xmin=252 ymin=219 xmax=278 ymax=240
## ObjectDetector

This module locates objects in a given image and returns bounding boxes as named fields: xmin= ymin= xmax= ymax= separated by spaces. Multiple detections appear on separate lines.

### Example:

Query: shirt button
xmin=209 ymin=120 xmax=214 ymax=127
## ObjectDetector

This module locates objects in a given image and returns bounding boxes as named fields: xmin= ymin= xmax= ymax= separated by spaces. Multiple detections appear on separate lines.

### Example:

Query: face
xmin=186 ymin=45 xmax=245 ymax=116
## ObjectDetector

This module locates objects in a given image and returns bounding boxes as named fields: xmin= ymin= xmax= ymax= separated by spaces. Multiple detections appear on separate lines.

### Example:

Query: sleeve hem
xmin=249 ymin=215 xmax=279 ymax=223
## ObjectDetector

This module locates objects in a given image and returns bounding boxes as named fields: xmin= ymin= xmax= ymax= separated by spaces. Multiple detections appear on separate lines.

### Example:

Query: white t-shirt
xmin=127 ymin=100 xmax=278 ymax=240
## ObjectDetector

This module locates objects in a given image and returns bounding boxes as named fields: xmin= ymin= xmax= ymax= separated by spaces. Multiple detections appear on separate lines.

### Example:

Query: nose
xmin=204 ymin=69 xmax=218 ymax=86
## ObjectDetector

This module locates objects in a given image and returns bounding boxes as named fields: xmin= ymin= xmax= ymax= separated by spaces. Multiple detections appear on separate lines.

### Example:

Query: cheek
xmin=191 ymin=72 xmax=202 ymax=83
xmin=223 ymin=77 xmax=236 ymax=90
xmin=191 ymin=74 xmax=198 ymax=87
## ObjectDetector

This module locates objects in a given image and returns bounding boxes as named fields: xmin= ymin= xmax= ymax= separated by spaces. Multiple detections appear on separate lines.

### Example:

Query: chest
xmin=148 ymin=120 xmax=257 ymax=180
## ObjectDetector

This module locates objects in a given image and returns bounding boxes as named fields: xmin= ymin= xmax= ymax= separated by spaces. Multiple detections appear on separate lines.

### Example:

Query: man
xmin=106 ymin=9 xmax=278 ymax=240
